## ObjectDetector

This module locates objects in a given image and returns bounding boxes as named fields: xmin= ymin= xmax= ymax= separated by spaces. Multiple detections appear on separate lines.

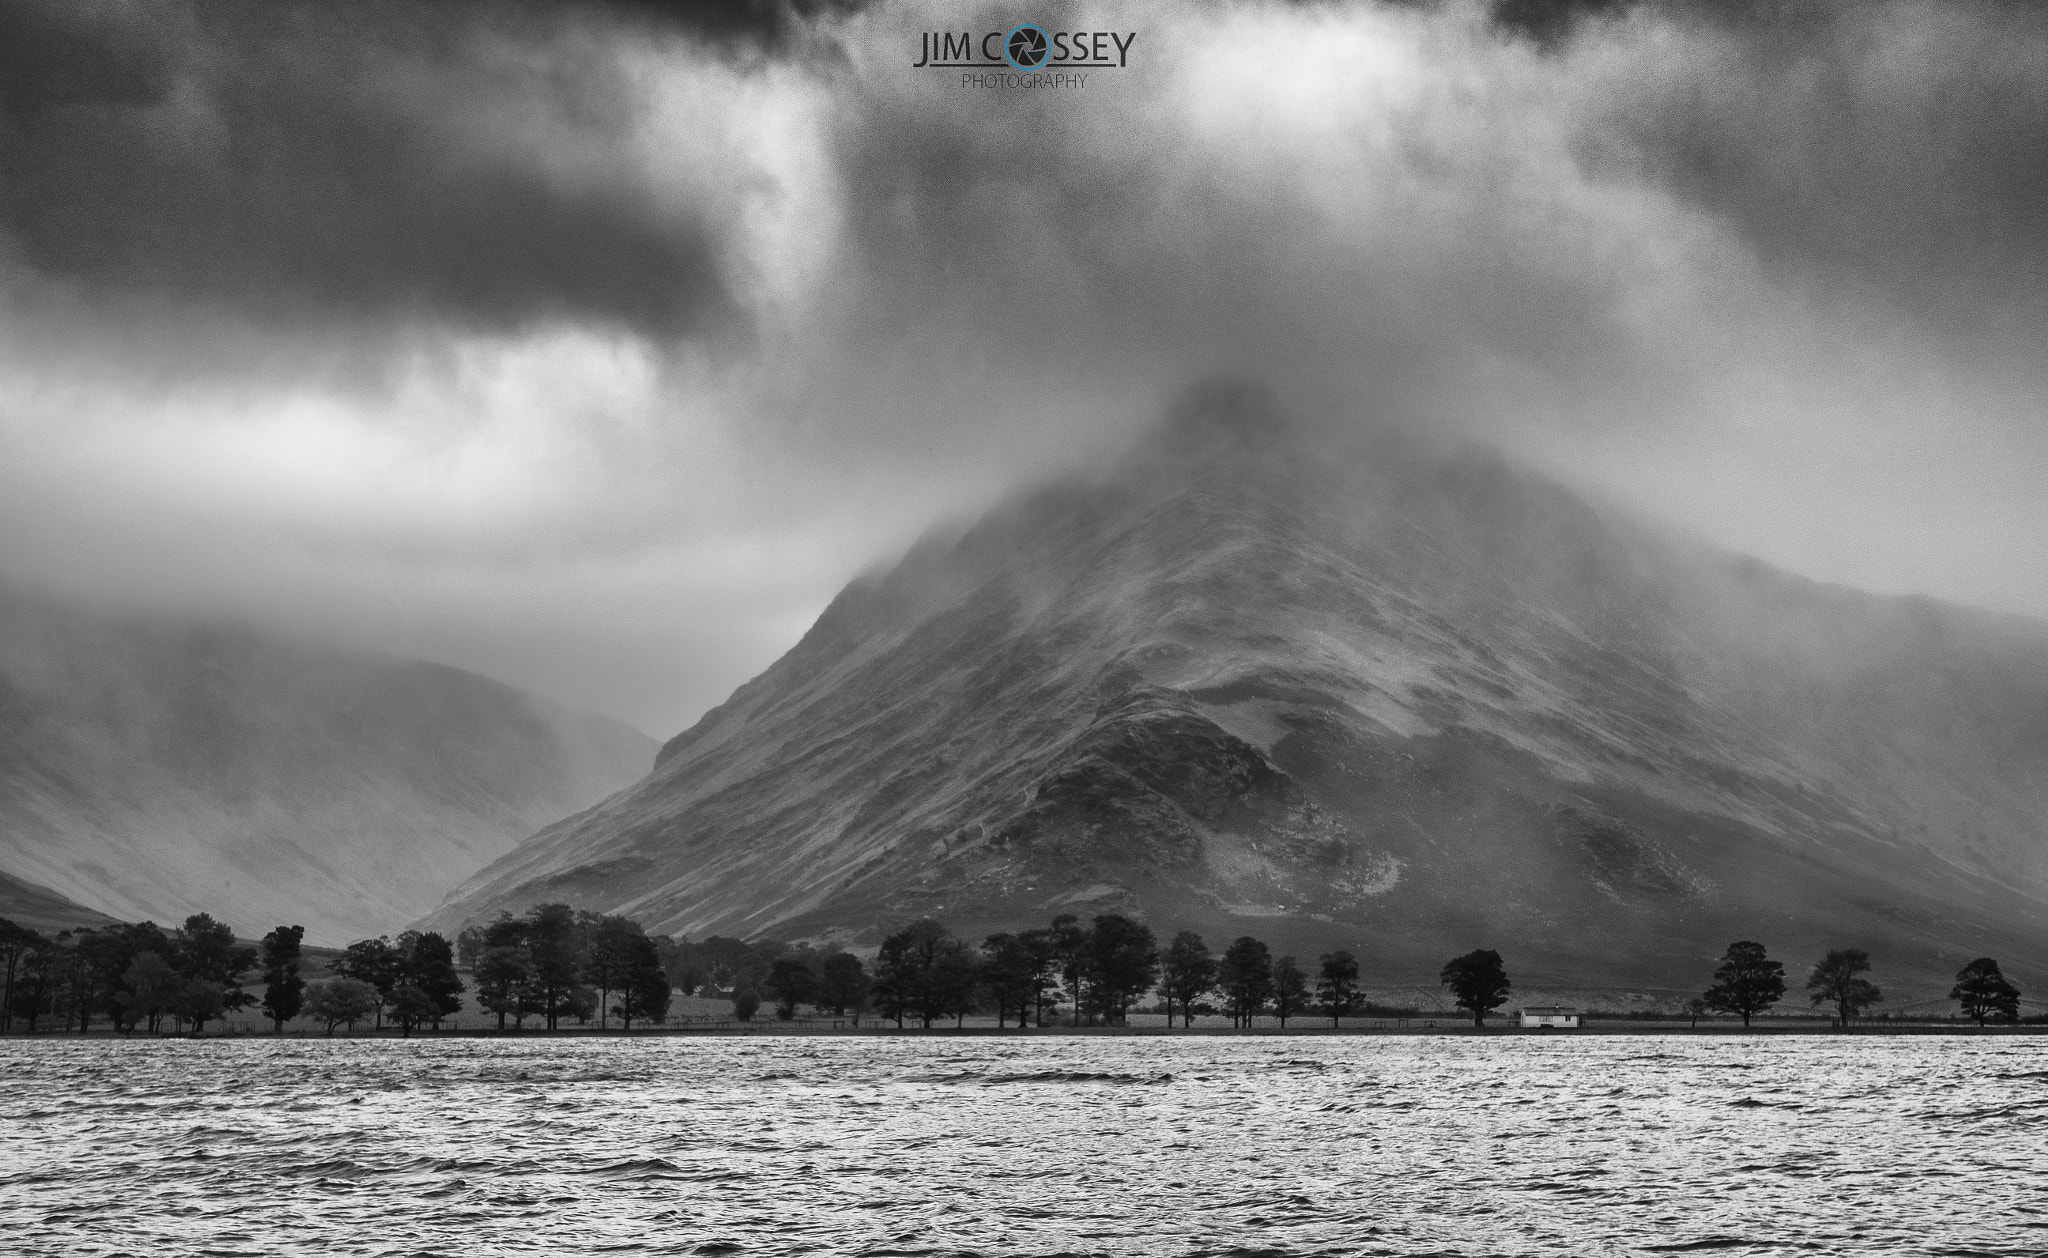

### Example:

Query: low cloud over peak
xmin=2 ymin=0 xmax=2045 ymax=733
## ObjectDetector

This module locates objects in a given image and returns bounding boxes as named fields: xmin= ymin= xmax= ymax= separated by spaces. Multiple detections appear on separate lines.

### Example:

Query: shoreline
xmin=8 ymin=1021 xmax=2046 ymax=1040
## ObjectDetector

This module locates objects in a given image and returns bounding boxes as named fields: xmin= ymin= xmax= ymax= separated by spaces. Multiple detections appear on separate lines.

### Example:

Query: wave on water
xmin=2 ymin=1036 xmax=2042 ymax=1257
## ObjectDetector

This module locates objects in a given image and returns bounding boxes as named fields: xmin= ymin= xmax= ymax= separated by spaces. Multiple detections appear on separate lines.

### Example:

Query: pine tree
xmin=979 ymin=933 xmax=1039 ymax=1028
xmin=1316 ymin=950 xmax=1360 ymax=1028
xmin=1272 ymin=957 xmax=1310 ymax=1027
xmin=615 ymin=934 xmax=672 ymax=1030
xmin=1160 ymin=931 xmax=1218 ymax=1028
xmin=260 ymin=925 xmax=306 ymax=1033
xmin=523 ymin=904 xmax=582 ymax=1030
xmin=1218 ymin=937 xmax=1274 ymax=1027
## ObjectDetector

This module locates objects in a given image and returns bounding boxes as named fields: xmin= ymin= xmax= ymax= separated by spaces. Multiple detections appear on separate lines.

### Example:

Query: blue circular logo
xmin=1004 ymin=24 xmax=1050 ymax=69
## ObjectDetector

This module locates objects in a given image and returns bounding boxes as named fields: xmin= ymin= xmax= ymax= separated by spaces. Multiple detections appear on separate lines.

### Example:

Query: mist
xmin=2 ymin=0 xmax=2044 ymax=733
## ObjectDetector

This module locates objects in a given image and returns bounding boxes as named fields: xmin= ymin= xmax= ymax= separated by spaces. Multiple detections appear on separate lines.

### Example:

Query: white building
xmin=1518 ymin=1006 xmax=1581 ymax=1028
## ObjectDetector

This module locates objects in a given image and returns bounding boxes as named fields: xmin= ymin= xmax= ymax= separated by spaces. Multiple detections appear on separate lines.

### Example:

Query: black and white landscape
xmin=3 ymin=1 xmax=2047 ymax=1255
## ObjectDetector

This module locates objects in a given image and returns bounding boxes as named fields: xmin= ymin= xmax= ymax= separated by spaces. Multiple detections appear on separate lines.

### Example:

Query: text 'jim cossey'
xmin=914 ymin=26 xmax=1137 ymax=69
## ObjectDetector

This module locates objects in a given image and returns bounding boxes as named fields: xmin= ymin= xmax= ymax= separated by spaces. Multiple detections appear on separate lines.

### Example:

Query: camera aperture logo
xmin=914 ymin=24 xmax=1136 ymax=90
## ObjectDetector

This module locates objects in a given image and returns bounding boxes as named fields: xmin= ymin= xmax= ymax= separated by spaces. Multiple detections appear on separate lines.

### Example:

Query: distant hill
xmin=422 ymin=385 xmax=2048 ymax=991
xmin=0 ymin=583 xmax=656 ymax=943
xmin=0 ymin=868 xmax=117 ymax=935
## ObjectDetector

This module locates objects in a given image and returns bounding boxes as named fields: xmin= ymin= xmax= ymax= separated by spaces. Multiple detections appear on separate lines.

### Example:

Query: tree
xmin=1807 ymin=949 xmax=1882 ymax=1028
xmin=1160 ymin=931 xmax=1217 ymax=1029
xmin=91 ymin=922 xmax=169 ymax=1034
xmin=387 ymin=984 xmax=438 ymax=1037
xmin=9 ymin=931 xmax=64 ymax=1032
xmin=174 ymin=914 xmax=256 ymax=1021
xmin=980 ymin=933 xmax=1039 ymax=1028
xmin=1684 ymin=997 xmax=1708 ymax=1028
xmin=172 ymin=979 xmax=226 ymax=1035
xmin=260 ymin=925 xmax=306 ymax=1033
xmin=1272 ymin=957 xmax=1310 ymax=1028
xmin=732 ymin=986 xmax=761 ymax=1022
xmin=123 ymin=951 xmax=181 ymax=1035
xmin=939 ymin=947 xmax=982 ymax=1028
xmin=875 ymin=918 xmax=973 ymax=1029
xmin=1440 ymin=949 xmax=1511 ymax=1027
xmin=305 ymin=977 xmax=381 ymax=1036
xmin=1702 ymin=940 xmax=1785 ymax=1027
xmin=476 ymin=945 xmax=533 ymax=1032
xmin=454 ymin=921 xmax=491 ymax=971
xmin=399 ymin=930 xmax=466 ymax=1030
xmin=1951 ymin=957 xmax=2021 ymax=1026
xmin=1218 ymin=936 xmax=1274 ymax=1027
xmin=0 ymin=916 xmax=39 ymax=1034
xmin=1049 ymin=913 xmax=1090 ymax=1025
xmin=336 ymin=936 xmax=402 ymax=1029
xmin=584 ymin=916 xmax=643 ymax=1029
xmin=767 ymin=957 xmax=819 ymax=1020
xmin=1084 ymin=915 xmax=1159 ymax=1025
xmin=818 ymin=952 xmax=870 ymax=1021
xmin=1020 ymin=928 xmax=1061 ymax=1027
xmin=523 ymin=904 xmax=582 ymax=1031
xmin=1316 ymin=950 xmax=1361 ymax=1028
xmin=615 ymin=934 xmax=672 ymax=1030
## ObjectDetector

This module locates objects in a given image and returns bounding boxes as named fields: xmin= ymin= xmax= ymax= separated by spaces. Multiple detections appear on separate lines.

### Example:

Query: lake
xmin=2 ymin=1033 xmax=2043 ymax=1256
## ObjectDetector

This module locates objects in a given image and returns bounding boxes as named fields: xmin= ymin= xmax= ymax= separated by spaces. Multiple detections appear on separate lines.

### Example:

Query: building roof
xmin=1520 ymin=1006 xmax=1580 ymax=1015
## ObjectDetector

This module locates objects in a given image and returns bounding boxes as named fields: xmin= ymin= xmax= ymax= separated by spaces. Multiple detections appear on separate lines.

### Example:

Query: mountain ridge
xmin=0 ymin=582 xmax=658 ymax=943
xmin=422 ymin=387 xmax=2048 ymax=989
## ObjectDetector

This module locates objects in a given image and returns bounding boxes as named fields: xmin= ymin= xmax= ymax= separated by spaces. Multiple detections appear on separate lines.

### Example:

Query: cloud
xmin=1 ymin=0 xmax=2045 ymax=732
xmin=0 ymin=1 xmax=737 ymax=338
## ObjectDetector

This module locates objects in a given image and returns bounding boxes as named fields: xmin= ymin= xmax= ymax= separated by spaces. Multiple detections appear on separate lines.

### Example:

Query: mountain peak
xmin=425 ymin=396 xmax=2048 ymax=991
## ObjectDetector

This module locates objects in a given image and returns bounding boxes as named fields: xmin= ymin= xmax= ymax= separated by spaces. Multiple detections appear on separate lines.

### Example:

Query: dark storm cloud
xmin=5 ymin=0 xmax=2048 ymax=733
xmin=0 ymin=0 xmax=730 ymax=336
xmin=610 ymin=0 xmax=878 ymax=48
xmin=1569 ymin=0 xmax=2048 ymax=343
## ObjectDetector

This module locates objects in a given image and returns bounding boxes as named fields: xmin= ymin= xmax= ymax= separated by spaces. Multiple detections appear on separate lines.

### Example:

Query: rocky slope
xmin=423 ymin=386 xmax=2048 ymax=990
xmin=0 ymin=585 xmax=656 ymax=942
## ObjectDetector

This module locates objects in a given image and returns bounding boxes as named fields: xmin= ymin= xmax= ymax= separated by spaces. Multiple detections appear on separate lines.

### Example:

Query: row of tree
xmin=4 ymin=909 xmax=2030 ymax=1034
xmin=0 ymin=912 xmax=290 ymax=1034
xmin=445 ymin=905 xmax=670 ymax=1032
xmin=772 ymin=914 xmax=1434 ymax=1030
xmin=1691 ymin=942 xmax=2024 ymax=1027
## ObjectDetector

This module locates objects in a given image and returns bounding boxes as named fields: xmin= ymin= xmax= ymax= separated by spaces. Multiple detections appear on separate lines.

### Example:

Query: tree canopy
xmin=1950 ymin=957 xmax=2021 ymax=1026
xmin=1807 ymin=949 xmax=1882 ymax=1028
xmin=1160 ymin=931 xmax=1217 ymax=1029
xmin=1316 ymin=950 xmax=1360 ymax=1028
xmin=1440 ymin=949 xmax=1511 ymax=1026
xmin=1218 ymin=936 xmax=1274 ymax=1027
xmin=1702 ymin=941 xmax=1785 ymax=1027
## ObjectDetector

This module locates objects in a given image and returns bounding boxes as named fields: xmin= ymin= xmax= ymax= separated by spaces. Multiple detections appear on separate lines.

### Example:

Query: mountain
xmin=0 ymin=584 xmax=656 ymax=943
xmin=0 ymin=867 xmax=118 ymax=935
xmin=422 ymin=386 xmax=2048 ymax=991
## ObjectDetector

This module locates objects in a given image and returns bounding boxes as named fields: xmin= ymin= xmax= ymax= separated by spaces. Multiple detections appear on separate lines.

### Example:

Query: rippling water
xmin=3 ymin=1033 xmax=2044 ymax=1256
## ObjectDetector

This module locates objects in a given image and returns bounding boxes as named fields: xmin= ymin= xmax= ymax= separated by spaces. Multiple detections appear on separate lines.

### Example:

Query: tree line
xmin=0 ymin=912 xmax=286 ymax=1034
xmin=1686 ymin=941 xmax=2025 ymax=1028
xmin=3 ymin=908 xmax=2031 ymax=1034
xmin=446 ymin=904 xmax=671 ymax=1033
xmin=757 ymin=913 xmax=1468 ymax=1030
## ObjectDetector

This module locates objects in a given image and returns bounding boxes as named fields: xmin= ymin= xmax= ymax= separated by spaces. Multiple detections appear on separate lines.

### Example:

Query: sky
xmin=1 ymin=0 xmax=2044 ymax=735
